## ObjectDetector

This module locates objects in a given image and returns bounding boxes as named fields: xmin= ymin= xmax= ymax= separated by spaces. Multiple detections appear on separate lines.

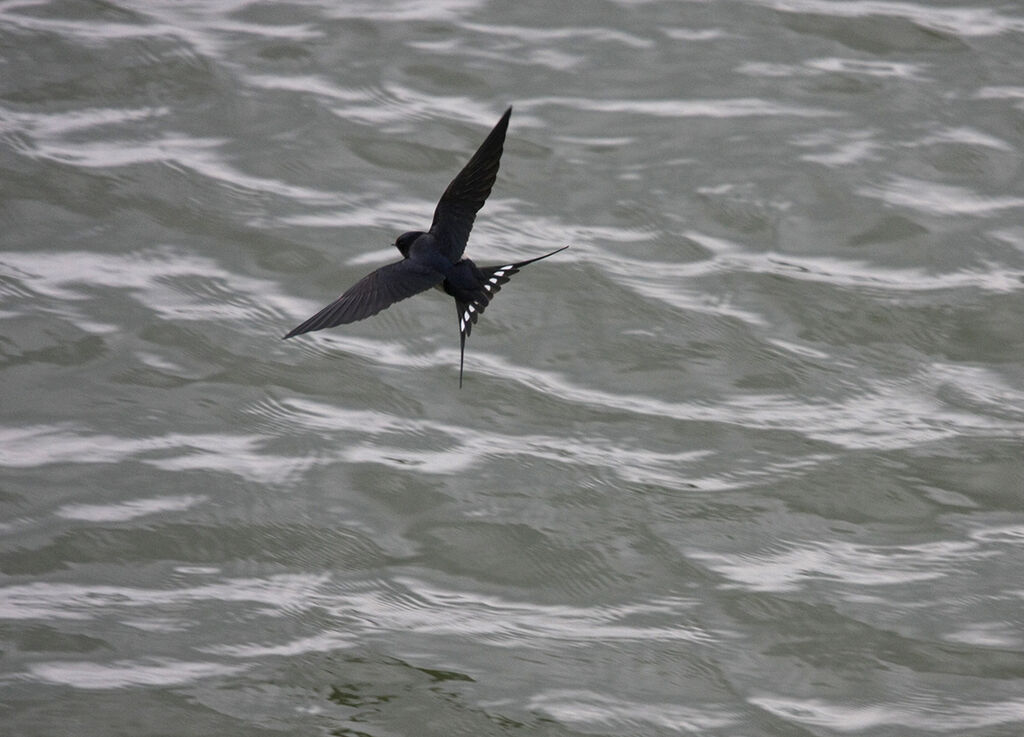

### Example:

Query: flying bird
xmin=283 ymin=106 xmax=567 ymax=386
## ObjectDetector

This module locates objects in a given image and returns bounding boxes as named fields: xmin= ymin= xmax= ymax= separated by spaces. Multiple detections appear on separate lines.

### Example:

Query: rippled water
xmin=3 ymin=1 xmax=1024 ymax=735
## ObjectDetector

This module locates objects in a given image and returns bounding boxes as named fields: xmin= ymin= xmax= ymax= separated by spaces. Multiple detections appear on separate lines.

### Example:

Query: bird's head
xmin=394 ymin=231 xmax=426 ymax=258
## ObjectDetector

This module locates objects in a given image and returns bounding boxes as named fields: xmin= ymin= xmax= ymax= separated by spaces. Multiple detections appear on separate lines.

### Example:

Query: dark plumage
xmin=284 ymin=106 xmax=568 ymax=386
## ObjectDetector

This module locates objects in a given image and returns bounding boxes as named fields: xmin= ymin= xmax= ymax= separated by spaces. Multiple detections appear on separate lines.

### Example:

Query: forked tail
xmin=455 ymin=245 xmax=569 ymax=387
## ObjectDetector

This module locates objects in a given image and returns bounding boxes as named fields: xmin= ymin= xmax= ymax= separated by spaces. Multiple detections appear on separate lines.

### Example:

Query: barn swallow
xmin=283 ymin=106 xmax=568 ymax=386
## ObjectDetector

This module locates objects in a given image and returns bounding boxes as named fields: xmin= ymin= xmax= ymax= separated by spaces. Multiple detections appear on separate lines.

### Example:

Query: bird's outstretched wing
xmin=284 ymin=259 xmax=444 ymax=338
xmin=453 ymin=245 xmax=569 ymax=386
xmin=430 ymin=107 xmax=512 ymax=262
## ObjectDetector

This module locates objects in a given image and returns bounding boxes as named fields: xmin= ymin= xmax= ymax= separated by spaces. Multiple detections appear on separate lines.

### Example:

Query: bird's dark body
xmin=441 ymin=257 xmax=486 ymax=302
xmin=283 ymin=106 xmax=567 ymax=386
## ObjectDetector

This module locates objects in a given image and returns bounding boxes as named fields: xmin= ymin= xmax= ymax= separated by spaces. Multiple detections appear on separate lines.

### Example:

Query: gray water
xmin=3 ymin=1 xmax=1024 ymax=735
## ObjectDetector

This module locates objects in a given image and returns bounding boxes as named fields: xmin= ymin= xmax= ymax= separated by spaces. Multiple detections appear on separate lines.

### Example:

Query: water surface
xmin=3 ymin=1 xmax=1024 ymax=735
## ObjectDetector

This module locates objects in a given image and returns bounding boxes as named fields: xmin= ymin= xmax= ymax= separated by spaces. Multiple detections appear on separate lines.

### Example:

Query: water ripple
xmin=273 ymin=326 xmax=1024 ymax=451
xmin=443 ymin=354 xmax=1023 ymax=451
xmin=528 ymin=690 xmax=736 ymax=732
xmin=200 ymin=632 xmax=357 ymax=659
xmin=321 ymin=0 xmax=483 ymax=22
xmin=757 ymin=0 xmax=1024 ymax=37
xmin=532 ymin=95 xmax=843 ymax=119
xmin=0 ymin=423 xmax=310 ymax=485
xmin=0 ymin=105 xmax=169 ymax=137
xmin=243 ymin=73 xmax=371 ymax=103
xmin=689 ymin=539 xmax=987 ymax=593
xmin=15 ymin=131 xmax=335 ymax=203
xmin=27 ymin=658 xmax=247 ymax=689
xmin=1 ymin=248 xmax=297 ymax=324
xmin=751 ymin=694 xmax=1024 ymax=732
xmin=253 ymin=396 xmax=712 ymax=486
xmin=316 ymin=578 xmax=715 ymax=646
xmin=461 ymin=22 xmax=654 ymax=50
xmin=1 ymin=575 xmax=328 ymax=622
xmin=740 ymin=57 xmax=926 ymax=79
xmin=591 ymin=231 xmax=1023 ymax=321
xmin=858 ymin=176 xmax=1024 ymax=216
xmin=55 ymin=495 xmax=206 ymax=522
xmin=1 ymin=1 xmax=321 ymax=47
